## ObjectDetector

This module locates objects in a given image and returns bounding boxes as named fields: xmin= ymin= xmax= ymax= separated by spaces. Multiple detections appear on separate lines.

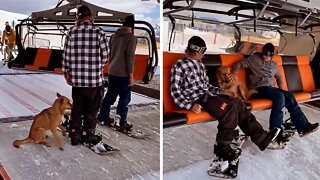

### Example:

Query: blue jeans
xmin=99 ymin=75 xmax=131 ymax=127
xmin=253 ymin=86 xmax=308 ymax=132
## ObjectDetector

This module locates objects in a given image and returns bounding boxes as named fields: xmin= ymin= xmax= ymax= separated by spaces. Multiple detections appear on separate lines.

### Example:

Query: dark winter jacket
xmin=108 ymin=27 xmax=137 ymax=77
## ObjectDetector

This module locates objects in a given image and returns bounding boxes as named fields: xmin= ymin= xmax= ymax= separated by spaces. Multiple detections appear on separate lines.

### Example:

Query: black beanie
xmin=187 ymin=36 xmax=207 ymax=53
xmin=77 ymin=5 xmax=92 ymax=19
xmin=262 ymin=43 xmax=275 ymax=53
xmin=123 ymin=15 xmax=135 ymax=29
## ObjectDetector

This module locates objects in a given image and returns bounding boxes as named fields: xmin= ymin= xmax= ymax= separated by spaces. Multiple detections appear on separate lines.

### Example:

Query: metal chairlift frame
xmin=163 ymin=0 xmax=320 ymax=54
xmin=163 ymin=0 xmax=320 ymax=32
xmin=13 ymin=0 xmax=158 ymax=83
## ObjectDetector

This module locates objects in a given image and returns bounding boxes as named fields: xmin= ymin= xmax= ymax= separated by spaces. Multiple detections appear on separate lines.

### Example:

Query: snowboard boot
xmin=82 ymin=131 xmax=102 ymax=147
xmin=69 ymin=128 xmax=81 ymax=146
xmin=266 ymin=128 xmax=294 ymax=150
xmin=213 ymin=142 xmax=242 ymax=161
xmin=283 ymin=118 xmax=296 ymax=131
xmin=99 ymin=118 xmax=114 ymax=127
xmin=118 ymin=122 xmax=133 ymax=133
xmin=258 ymin=128 xmax=281 ymax=151
xmin=299 ymin=122 xmax=319 ymax=137
xmin=275 ymin=128 xmax=294 ymax=144
xmin=113 ymin=114 xmax=133 ymax=133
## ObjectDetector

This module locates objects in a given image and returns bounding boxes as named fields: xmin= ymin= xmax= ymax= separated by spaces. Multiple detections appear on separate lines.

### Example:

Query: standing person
xmin=230 ymin=43 xmax=319 ymax=142
xmin=62 ymin=5 xmax=108 ymax=145
xmin=1 ymin=25 xmax=16 ymax=61
xmin=98 ymin=15 xmax=137 ymax=132
xmin=171 ymin=36 xmax=280 ymax=161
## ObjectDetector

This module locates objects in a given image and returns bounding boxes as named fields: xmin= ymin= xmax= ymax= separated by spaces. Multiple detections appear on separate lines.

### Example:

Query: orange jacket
xmin=2 ymin=30 xmax=16 ymax=45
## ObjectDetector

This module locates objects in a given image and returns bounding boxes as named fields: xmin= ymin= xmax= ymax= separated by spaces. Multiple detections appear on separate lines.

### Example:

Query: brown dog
xmin=13 ymin=93 xmax=72 ymax=150
xmin=216 ymin=67 xmax=256 ymax=100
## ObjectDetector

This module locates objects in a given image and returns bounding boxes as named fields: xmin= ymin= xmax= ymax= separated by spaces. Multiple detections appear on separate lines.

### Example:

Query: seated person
xmin=170 ymin=36 xmax=280 ymax=160
xmin=230 ymin=43 xmax=319 ymax=142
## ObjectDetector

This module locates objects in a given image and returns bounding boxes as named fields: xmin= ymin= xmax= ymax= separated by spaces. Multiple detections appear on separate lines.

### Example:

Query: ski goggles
xmin=188 ymin=43 xmax=207 ymax=54
xmin=261 ymin=49 xmax=274 ymax=57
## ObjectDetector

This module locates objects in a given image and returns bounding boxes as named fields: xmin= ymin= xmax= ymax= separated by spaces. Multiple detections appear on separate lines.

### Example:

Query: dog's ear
xmin=57 ymin=93 xmax=61 ymax=97
xmin=59 ymin=98 xmax=64 ymax=104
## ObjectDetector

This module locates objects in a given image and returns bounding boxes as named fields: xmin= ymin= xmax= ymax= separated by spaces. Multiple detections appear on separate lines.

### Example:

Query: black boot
xmin=299 ymin=122 xmax=319 ymax=137
xmin=82 ymin=131 xmax=102 ymax=146
xmin=214 ymin=143 xmax=242 ymax=161
xmin=258 ymin=128 xmax=281 ymax=151
xmin=70 ymin=128 xmax=81 ymax=146
xmin=275 ymin=128 xmax=294 ymax=144
xmin=99 ymin=118 xmax=114 ymax=127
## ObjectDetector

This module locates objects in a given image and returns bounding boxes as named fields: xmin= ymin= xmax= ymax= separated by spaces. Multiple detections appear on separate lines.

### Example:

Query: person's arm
xmin=229 ymin=56 xmax=252 ymax=82
xmin=1 ymin=32 xmax=4 ymax=46
xmin=275 ymin=69 xmax=283 ymax=89
xmin=205 ymin=71 xmax=222 ymax=95
xmin=232 ymin=56 xmax=251 ymax=73
xmin=99 ymin=31 xmax=108 ymax=66
xmin=126 ymin=36 xmax=137 ymax=75
xmin=12 ymin=31 xmax=16 ymax=46
xmin=62 ymin=30 xmax=72 ymax=85
xmin=170 ymin=64 xmax=194 ymax=110
xmin=126 ymin=36 xmax=137 ymax=86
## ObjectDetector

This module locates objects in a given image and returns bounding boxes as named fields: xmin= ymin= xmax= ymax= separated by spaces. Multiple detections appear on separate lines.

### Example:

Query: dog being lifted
xmin=13 ymin=93 xmax=72 ymax=150
xmin=216 ymin=67 xmax=256 ymax=100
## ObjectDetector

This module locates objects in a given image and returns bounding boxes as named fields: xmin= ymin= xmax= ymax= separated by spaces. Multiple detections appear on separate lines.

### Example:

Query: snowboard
xmin=207 ymin=134 xmax=248 ymax=179
xmin=267 ymin=119 xmax=296 ymax=150
xmin=99 ymin=119 xmax=150 ymax=139
xmin=80 ymin=133 xmax=119 ymax=155
xmin=61 ymin=115 xmax=119 ymax=155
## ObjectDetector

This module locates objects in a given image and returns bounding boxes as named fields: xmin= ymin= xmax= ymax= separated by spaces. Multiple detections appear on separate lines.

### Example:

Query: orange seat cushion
xmin=186 ymin=111 xmax=213 ymax=124
xmin=103 ymin=54 xmax=149 ymax=81
xmin=247 ymin=99 xmax=273 ymax=111
xmin=163 ymin=52 xmax=185 ymax=114
xmin=293 ymin=92 xmax=311 ymax=101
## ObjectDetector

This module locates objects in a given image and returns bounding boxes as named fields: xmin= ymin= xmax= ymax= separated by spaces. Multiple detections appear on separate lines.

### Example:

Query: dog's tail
xmin=13 ymin=137 xmax=33 ymax=148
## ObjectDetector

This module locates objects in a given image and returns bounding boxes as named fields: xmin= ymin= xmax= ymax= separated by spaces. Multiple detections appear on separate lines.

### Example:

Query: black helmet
xmin=77 ymin=5 xmax=92 ymax=19
xmin=123 ymin=15 xmax=135 ymax=29
xmin=187 ymin=36 xmax=207 ymax=54
xmin=261 ymin=43 xmax=275 ymax=57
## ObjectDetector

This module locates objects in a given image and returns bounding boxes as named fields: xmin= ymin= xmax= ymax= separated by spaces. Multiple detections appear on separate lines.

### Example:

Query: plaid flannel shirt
xmin=170 ymin=57 xmax=221 ymax=110
xmin=62 ymin=22 xmax=108 ymax=87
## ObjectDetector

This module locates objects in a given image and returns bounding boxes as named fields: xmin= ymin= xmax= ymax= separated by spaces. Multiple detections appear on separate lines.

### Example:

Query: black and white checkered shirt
xmin=62 ymin=22 xmax=108 ymax=87
xmin=170 ymin=57 xmax=221 ymax=110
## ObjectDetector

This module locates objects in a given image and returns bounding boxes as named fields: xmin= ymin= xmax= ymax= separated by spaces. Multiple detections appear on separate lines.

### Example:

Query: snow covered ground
xmin=0 ymin=104 xmax=160 ymax=180
xmin=164 ymin=105 xmax=320 ymax=180
xmin=0 ymin=64 xmax=157 ymax=119
xmin=0 ymin=57 xmax=160 ymax=179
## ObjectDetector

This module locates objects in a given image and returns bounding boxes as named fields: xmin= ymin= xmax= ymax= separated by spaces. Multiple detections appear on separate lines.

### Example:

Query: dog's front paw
xmin=42 ymin=142 xmax=51 ymax=147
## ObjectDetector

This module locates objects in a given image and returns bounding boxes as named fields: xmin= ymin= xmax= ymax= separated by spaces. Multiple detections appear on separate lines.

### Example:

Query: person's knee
xmin=286 ymin=92 xmax=298 ymax=105
xmin=222 ymin=102 xmax=237 ymax=118
xmin=273 ymin=93 xmax=285 ymax=109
